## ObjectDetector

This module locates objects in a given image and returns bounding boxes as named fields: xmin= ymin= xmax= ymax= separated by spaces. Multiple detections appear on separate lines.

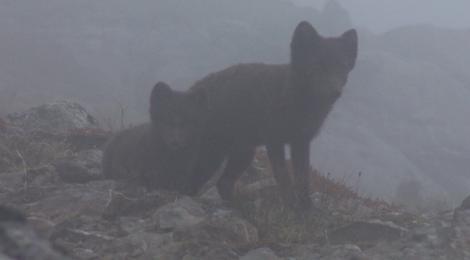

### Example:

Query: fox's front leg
xmin=186 ymin=143 xmax=226 ymax=196
xmin=266 ymin=143 xmax=294 ymax=202
xmin=217 ymin=145 xmax=255 ymax=201
xmin=290 ymin=138 xmax=312 ymax=209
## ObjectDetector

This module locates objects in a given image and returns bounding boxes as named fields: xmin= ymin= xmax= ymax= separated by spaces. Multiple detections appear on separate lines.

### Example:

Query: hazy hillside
xmin=291 ymin=0 xmax=470 ymax=32
xmin=313 ymin=26 xmax=470 ymax=203
xmin=0 ymin=0 xmax=327 ymax=120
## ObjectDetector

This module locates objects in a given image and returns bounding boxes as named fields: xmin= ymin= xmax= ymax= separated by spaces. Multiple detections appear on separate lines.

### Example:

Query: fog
xmin=293 ymin=0 xmax=470 ymax=32
xmin=1 ymin=0 xmax=469 ymax=207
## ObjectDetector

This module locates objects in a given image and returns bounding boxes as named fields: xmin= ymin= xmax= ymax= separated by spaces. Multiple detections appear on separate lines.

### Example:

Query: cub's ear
xmin=150 ymin=81 xmax=173 ymax=113
xmin=341 ymin=29 xmax=358 ymax=69
xmin=290 ymin=21 xmax=321 ymax=73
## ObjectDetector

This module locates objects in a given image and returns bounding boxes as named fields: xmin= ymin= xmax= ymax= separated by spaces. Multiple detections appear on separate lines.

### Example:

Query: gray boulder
xmin=0 ymin=206 xmax=70 ymax=260
xmin=153 ymin=196 xmax=207 ymax=230
xmin=240 ymin=247 xmax=281 ymax=260
xmin=7 ymin=100 xmax=98 ymax=134
xmin=54 ymin=149 xmax=103 ymax=184
xmin=329 ymin=220 xmax=407 ymax=246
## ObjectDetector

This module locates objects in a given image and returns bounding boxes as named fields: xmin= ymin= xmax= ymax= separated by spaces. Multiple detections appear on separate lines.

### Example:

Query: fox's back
xmin=186 ymin=21 xmax=358 ymax=205
xmin=191 ymin=63 xmax=295 ymax=144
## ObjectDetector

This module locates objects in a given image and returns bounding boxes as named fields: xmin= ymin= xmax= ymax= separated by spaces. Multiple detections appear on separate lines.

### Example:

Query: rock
xmin=328 ymin=220 xmax=407 ymax=246
xmin=0 ymin=253 xmax=14 ymax=260
xmin=282 ymin=244 xmax=321 ymax=260
xmin=65 ymin=127 xmax=110 ymax=151
xmin=240 ymin=247 xmax=281 ymax=260
xmin=459 ymin=194 xmax=470 ymax=210
xmin=78 ymin=149 xmax=103 ymax=167
xmin=55 ymin=160 xmax=97 ymax=184
xmin=198 ymin=186 xmax=222 ymax=205
xmin=101 ymin=182 xmax=181 ymax=220
xmin=0 ymin=142 xmax=17 ymax=173
xmin=239 ymin=177 xmax=278 ymax=197
xmin=0 ymin=205 xmax=70 ymax=260
xmin=449 ymin=201 xmax=470 ymax=258
xmin=6 ymin=102 xmax=470 ymax=259
xmin=0 ymin=117 xmax=6 ymax=131
xmin=0 ymin=124 xmax=70 ymax=172
xmin=319 ymin=244 xmax=367 ymax=260
xmin=26 ymin=165 xmax=59 ymax=187
xmin=364 ymin=240 xmax=444 ymax=260
xmin=0 ymin=165 xmax=58 ymax=195
xmin=106 ymin=231 xmax=173 ymax=259
xmin=0 ymin=171 xmax=26 ymax=194
xmin=110 ymin=233 xmax=239 ymax=260
xmin=7 ymin=101 xmax=98 ymax=134
xmin=285 ymin=244 xmax=367 ymax=260
xmin=153 ymin=197 xmax=207 ymax=230
xmin=179 ymin=243 xmax=239 ymax=260
xmin=50 ymin=214 xmax=129 ymax=259
xmin=173 ymin=209 xmax=259 ymax=247
xmin=20 ymin=181 xmax=115 ymax=224
xmin=54 ymin=149 xmax=103 ymax=184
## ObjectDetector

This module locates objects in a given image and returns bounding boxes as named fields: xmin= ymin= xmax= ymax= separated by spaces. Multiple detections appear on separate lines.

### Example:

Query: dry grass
xmin=236 ymin=193 xmax=327 ymax=244
xmin=234 ymin=149 xmax=400 ymax=245
xmin=0 ymin=129 xmax=72 ymax=173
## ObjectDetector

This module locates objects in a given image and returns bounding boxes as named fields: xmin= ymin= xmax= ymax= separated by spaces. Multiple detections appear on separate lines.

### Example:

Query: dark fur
xmin=187 ymin=21 xmax=358 ymax=207
xmin=102 ymin=82 xmax=208 ymax=192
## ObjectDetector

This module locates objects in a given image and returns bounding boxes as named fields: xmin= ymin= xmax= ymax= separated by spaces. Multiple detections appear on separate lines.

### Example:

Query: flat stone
xmin=153 ymin=197 xmax=207 ymax=230
xmin=240 ymin=247 xmax=281 ymax=260
xmin=329 ymin=220 xmax=407 ymax=246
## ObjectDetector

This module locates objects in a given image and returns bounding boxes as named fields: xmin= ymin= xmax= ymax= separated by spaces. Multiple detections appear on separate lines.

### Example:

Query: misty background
xmin=1 ymin=0 xmax=469 ymax=207
xmin=293 ymin=0 xmax=470 ymax=32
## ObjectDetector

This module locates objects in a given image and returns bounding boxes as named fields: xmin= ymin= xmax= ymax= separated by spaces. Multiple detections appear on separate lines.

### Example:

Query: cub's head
xmin=290 ymin=21 xmax=358 ymax=98
xmin=149 ymin=82 xmax=208 ymax=151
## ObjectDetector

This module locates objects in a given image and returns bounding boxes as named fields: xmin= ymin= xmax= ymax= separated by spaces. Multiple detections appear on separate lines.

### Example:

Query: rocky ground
xmin=0 ymin=101 xmax=469 ymax=259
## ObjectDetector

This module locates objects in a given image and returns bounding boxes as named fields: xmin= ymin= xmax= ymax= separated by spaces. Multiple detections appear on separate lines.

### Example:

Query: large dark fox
xmin=102 ymin=82 xmax=208 ymax=192
xmin=187 ymin=21 xmax=358 ymax=207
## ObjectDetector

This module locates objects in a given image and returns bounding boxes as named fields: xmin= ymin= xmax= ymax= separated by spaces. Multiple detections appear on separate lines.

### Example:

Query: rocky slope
xmin=0 ymin=101 xmax=469 ymax=259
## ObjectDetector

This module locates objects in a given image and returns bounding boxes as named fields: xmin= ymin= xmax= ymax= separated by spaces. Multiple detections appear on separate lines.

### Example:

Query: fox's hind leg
xmin=217 ymin=145 xmax=255 ymax=201
xmin=266 ymin=142 xmax=296 ymax=203
xmin=185 ymin=145 xmax=226 ymax=196
xmin=291 ymin=138 xmax=312 ymax=209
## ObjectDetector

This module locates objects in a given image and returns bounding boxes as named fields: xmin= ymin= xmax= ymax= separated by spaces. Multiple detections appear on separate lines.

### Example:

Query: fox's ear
xmin=150 ymin=81 xmax=173 ymax=112
xmin=341 ymin=29 xmax=358 ymax=69
xmin=290 ymin=21 xmax=322 ymax=73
